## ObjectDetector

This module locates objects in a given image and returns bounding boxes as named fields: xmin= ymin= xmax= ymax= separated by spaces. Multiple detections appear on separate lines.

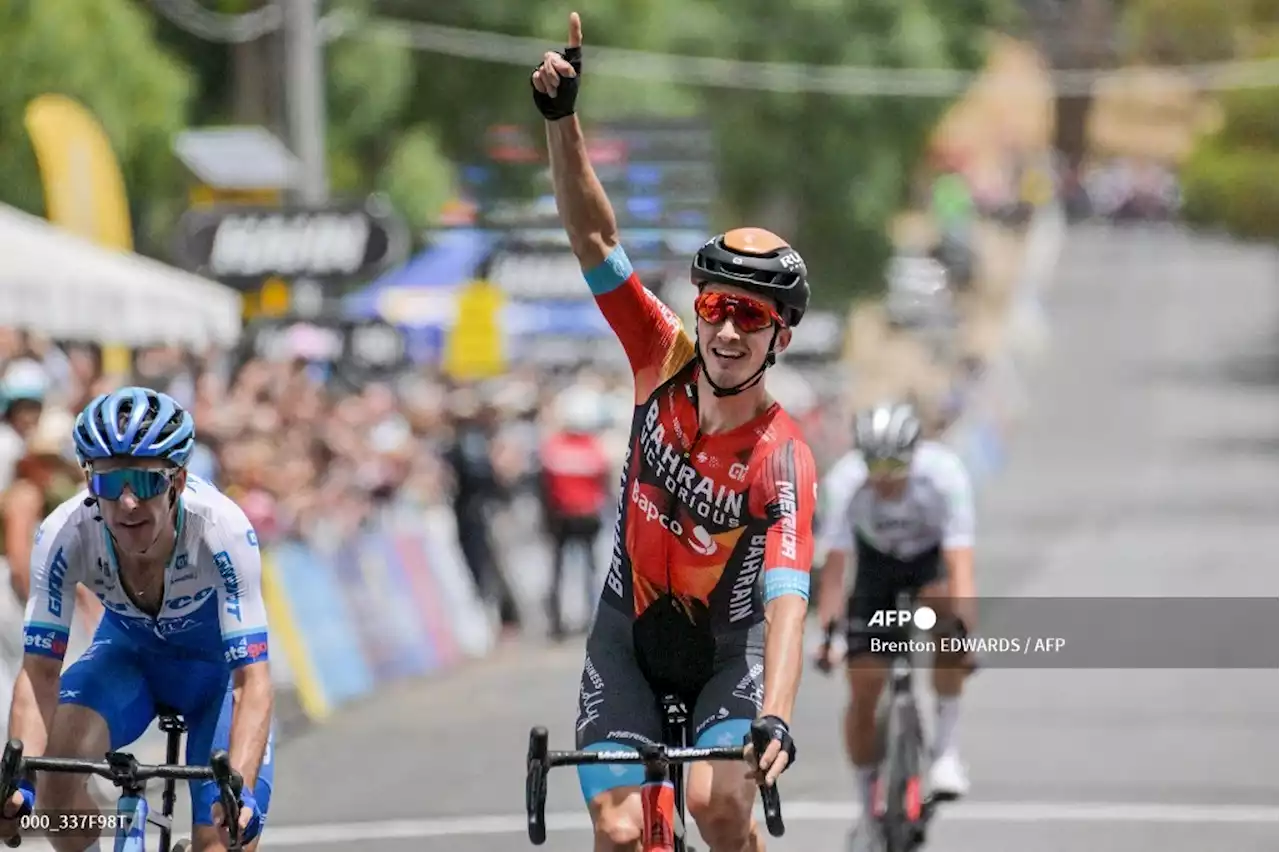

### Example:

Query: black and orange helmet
xmin=691 ymin=227 xmax=810 ymax=327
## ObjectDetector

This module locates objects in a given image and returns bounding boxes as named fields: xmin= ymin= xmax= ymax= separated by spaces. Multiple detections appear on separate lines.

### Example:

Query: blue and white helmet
xmin=73 ymin=387 xmax=196 ymax=467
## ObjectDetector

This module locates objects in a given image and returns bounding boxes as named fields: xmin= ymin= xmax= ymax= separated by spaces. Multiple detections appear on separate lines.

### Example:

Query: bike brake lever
xmin=2 ymin=740 xmax=24 ymax=848
xmin=747 ymin=721 xmax=786 ymax=837
xmin=210 ymin=751 xmax=243 ymax=851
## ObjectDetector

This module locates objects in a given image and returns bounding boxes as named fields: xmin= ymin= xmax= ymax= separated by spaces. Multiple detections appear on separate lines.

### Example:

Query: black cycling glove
xmin=753 ymin=715 xmax=797 ymax=769
xmin=531 ymin=46 xmax=582 ymax=121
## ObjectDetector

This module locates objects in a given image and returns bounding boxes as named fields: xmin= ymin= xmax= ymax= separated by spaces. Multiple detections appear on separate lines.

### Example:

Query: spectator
xmin=0 ymin=358 xmax=48 ymax=493
xmin=1 ymin=406 xmax=102 ymax=632
xmin=0 ymin=324 xmax=872 ymax=652
xmin=539 ymin=385 xmax=611 ymax=640
xmin=443 ymin=387 xmax=521 ymax=634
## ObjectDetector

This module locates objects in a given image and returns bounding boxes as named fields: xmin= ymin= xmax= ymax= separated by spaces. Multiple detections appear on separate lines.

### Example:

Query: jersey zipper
xmin=666 ymin=428 xmax=702 ymax=596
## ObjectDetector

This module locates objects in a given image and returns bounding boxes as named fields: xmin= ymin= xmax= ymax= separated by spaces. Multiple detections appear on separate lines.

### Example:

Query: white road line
xmin=256 ymin=800 xmax=1279 ymax=846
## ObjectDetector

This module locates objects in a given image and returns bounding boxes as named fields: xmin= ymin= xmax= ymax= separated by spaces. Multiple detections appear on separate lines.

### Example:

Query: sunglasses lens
xmin=92 ymin=469 xmax=170 ymax=500
xmin=694 ymin=292 xmax=775 ymax=331
xmin=732 ymin=301 xmax=772 ymax=331
xmin=694 ymin=292 xmax=727 ymax=324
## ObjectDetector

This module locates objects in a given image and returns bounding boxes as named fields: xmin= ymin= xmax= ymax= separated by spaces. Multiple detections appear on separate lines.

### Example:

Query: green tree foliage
xmin=675 ymin=0 xmax=998 ymax=301
xmin=371 ymin=0 xmax=998 ymax=297
xmin=1180 ymin=51 xmax=1278 ymax=241
xmin=1120 ymin=0 xmax=1278 ymax=240
xmin=1121 ymin=0 xmax=1240 ymax=63
xmin=0 ymin=0 xmax=192 ymax=238
xmin=377 ymin=125 xmax=458 ymax=230
xmin=1181 ymin=143 xmax=1278 ymax=240
xmin=323 ymin=0 xmax=418 ymax=199
xmin=3 ymin=0 xmax=1000 ymax=284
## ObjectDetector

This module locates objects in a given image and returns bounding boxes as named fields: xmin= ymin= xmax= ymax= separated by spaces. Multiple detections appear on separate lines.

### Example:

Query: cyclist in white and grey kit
xmin=811 ymin=402 xmax=978 ymax=848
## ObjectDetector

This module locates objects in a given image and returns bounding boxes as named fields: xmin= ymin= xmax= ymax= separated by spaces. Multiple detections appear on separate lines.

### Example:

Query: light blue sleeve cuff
xmin=764 ymin=568 xmax=810 ymax=603
xmin=583 ymin=245 xmax=633 ymax=296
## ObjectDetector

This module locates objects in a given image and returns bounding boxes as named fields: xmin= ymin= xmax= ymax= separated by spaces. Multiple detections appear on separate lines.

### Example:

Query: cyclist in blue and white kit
xmin=0 ymin=387 xmax=273 ymax=852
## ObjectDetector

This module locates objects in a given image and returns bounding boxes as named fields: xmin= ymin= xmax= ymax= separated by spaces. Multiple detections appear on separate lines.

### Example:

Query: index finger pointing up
xmin=568 ymin=12 xmax=582 ymax=48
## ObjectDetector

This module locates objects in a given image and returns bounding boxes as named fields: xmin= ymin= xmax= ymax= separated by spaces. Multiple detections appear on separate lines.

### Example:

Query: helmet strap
xmin=695 ymin=327 xmax=779 ymax=398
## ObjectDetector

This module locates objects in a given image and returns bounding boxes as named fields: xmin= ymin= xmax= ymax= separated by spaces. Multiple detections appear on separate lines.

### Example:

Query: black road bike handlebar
xmin=0 ymin=738 xmax=244 ymax=850
xmin=525 ymin=718 xmax=785 ymax=845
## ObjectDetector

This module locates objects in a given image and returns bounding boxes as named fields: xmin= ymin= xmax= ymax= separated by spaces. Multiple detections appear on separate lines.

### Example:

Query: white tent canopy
xmin=0 ymin=203 xmax=242 ymax=348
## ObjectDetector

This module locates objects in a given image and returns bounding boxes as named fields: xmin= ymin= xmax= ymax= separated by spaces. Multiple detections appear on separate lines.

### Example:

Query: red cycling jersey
xmin=541 ymin=431 xmax=611 ymax=518
xmin=585 ymin=245 xmax=817 ymax=631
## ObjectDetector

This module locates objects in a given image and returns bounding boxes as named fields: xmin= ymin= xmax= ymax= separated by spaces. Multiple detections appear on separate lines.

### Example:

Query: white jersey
xmin=22 ymin=476 xmax=270 ymax=670
xmin=818 ymin=441 xmax=975 ymax=563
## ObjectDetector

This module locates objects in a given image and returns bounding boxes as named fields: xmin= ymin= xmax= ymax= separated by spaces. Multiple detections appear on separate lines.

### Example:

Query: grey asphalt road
xmin=256 ymin=223 xmax=1277 ymax=851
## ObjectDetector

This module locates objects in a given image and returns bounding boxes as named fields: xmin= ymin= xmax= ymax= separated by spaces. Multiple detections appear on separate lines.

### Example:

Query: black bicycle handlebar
xmin=0 ymin=739 xmax=244 ymax=850
xmin=525 ymin=719 xmax=785 ymax=846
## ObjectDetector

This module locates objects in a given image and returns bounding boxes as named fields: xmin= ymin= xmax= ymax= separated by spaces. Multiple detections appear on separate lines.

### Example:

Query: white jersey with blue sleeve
xmin=23 ymin=476 xmax=270 ymax=669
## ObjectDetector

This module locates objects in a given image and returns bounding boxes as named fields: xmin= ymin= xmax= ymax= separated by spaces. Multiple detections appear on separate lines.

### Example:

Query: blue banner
xmin=358 ymin=532 xmax=435 ymax=676
xmin=270 ymin=542 xmax=373 ymax=710
xmin=263 ymin=508 xmax=497 ymax=720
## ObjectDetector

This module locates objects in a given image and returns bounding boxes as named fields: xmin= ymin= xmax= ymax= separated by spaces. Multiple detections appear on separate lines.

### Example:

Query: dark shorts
xmin=550 ymin=514 xmax=604 ymax=543
xmin=574 ymin=603 xmax=764 ymax=802
xmin=846 ymin=542 xmax=943 ymax=658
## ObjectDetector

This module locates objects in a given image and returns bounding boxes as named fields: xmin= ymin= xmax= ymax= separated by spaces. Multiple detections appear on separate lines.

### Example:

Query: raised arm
xmin=533 ymin=12 xmax=619 ymax=270
xmin=531 ymin=13 xmax=696 ymax=399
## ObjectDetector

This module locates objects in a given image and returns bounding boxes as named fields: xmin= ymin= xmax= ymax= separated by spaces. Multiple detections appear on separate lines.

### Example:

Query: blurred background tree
xmin=0 ymin=0 xmax=192 ymax=242
xmin=1179 ymin=43 xmax=1278 ymax=239
xmin=680 ymin=0 xmax=1002 ymax=302
xmin=0 ymin=0 xmax=999 ymax=296
xmin=1019 ymin=0 xmax=1119 ymax=172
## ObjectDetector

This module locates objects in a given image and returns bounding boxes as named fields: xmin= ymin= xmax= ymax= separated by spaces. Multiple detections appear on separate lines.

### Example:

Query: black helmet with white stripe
xmin=854 ymin=402 xmax=921 ymax=461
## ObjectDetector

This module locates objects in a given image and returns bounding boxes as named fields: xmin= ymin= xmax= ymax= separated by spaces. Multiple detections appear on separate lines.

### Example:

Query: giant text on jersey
xmin=214 ymin=551 xmax=243 ymax=622
xmin=47 ymin=548 xmax=70 ymax=618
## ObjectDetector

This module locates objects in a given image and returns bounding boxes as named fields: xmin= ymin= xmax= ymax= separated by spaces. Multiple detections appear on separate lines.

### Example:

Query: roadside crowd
xmin=0 ymin=327 xmax=847 ymax=637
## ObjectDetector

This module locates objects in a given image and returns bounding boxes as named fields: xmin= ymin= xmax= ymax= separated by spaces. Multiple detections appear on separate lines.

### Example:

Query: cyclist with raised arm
xmin=812 ymin=402 xmax=977 ymax=852
xmin=532 ymin=13 xmax=817 ymax=851
xmin=0 ymin=387 xmax=274 ymax=852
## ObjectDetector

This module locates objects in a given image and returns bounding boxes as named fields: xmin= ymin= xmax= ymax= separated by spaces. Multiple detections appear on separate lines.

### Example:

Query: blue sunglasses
xmin=89 ymin=468 xmax=176 ymax=501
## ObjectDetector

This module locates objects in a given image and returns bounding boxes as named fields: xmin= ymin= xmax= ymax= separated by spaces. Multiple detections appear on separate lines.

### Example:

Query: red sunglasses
xmin=693 ymin=291 xmax=783 ymax=333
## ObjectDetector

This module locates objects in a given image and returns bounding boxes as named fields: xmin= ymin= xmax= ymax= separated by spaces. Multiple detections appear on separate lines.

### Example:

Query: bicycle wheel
xmin=880 ymin=694 xmax=926 ymax=852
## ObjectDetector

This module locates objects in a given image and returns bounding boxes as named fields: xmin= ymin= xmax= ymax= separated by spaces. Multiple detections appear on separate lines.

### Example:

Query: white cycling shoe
xmin=927 ymin=748 xmax=970 ymax=799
